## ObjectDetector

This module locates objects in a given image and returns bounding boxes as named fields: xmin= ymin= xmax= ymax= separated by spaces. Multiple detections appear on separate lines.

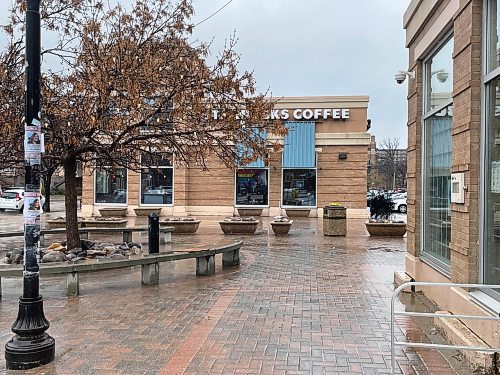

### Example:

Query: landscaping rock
xmin=42 ymin=251 xmax=67 ymax=263
xmin=119 ymin=243 xmax=130 ymax=251
xmin=80 ymin=240 xmax=95 ymax=251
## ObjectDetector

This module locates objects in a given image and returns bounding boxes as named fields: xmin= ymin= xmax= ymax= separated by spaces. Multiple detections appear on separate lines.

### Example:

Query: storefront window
xmin=140 ymin=153 xmax=173 ymax=205
xmin=95 ymin=167 xmax=127 ymax=204
xmin=487 ymin=0 xmax=500 ymax=73
xmin=484 ymin=78 xmax=500 ymax=295
xmin=422 ymin=35 xmax=454 ymax=272
xmin=423 ymin=105 xmax=453 ymax=269
xmin=425 ymin=37 xmax=453 ymax=112
xmin=235 ymin=169 xmax=268 ymax=206
xmin=282 ymin=169 xmax=316 ymax=207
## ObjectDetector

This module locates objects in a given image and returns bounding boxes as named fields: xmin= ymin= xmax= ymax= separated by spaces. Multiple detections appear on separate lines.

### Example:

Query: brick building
xmin=81 ymin=96 xmax=371 ymax=219
xmin=402 ymin=0 xmax=499 ymax=363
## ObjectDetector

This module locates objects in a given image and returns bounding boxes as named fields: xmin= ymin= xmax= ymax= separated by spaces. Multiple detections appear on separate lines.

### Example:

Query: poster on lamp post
xmin=24 ymin=118 xmax=42 ymax=273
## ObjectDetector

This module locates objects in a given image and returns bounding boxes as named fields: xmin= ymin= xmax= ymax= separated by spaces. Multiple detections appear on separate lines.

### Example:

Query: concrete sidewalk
xmin=0 ymin=218 xmax=468 ymax=374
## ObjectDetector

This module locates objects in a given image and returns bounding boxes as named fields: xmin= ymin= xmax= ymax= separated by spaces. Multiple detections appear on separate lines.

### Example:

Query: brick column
xmin=449 ymin=0 xmax=482 ymax=284
xmin=406 ymin=56 xmax=424 ymax=258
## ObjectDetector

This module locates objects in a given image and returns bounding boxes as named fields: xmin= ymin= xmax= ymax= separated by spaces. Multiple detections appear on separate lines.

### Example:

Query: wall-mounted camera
xmin=394 ymin=70 xmax=415 ymax=84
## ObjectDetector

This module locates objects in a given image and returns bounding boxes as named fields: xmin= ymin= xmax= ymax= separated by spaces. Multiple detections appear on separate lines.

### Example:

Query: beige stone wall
xmin=448 ymin=0 xmax=482 ymax=285
xmin=183 ymin=155 xmax=234 ymax=207
xmin=81 ymin=165 xmax=93 ymax=206
xmin=317 ymin=145 xmax=367 ymax=209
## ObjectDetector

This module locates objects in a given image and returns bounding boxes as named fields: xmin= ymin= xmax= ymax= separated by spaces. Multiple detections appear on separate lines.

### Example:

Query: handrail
xmin=390 ymin=281 xmax=500 ymax=374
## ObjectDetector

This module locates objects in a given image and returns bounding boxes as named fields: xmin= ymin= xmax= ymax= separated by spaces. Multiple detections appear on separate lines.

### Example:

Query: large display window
xmin=282 ymin=169 xmax=316 ymax=207
xmin=95 ymin=167 xmax=127 ymax=204
xmin=421 ymin=35 xmax=453 ymax=273
xmin=140 ymin=153 xmax=173 ymax=205
xmin=483 ymin=0 xmax=500 ymax=298
xmin=235 ymin=168 xmax=269 ymax=206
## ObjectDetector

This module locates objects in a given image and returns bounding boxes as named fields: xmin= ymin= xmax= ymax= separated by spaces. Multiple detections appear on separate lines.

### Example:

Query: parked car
xmin=392 ymin=197 xmax=407 ymax=213
xmin=0 ymin=188 xmax=46 ymax=213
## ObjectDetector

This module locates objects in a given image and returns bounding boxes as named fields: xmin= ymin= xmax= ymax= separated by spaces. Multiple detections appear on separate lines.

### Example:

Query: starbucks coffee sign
xmin=267 ymin=108 xmax=350 ymax=121
xmin=212 ymin=108 xmax=350 ymax=121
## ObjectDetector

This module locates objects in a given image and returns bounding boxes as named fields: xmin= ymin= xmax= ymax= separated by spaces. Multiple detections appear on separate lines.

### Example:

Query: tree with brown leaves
xmin=0 ymin=0 xmax=285 ymax=249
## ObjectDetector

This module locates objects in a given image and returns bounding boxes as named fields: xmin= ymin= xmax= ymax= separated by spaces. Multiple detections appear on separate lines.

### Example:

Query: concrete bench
xmin=0 ymin=240 xmax=242 ymax=298
xmin=0 ymin=226 xmax=175 ymax=245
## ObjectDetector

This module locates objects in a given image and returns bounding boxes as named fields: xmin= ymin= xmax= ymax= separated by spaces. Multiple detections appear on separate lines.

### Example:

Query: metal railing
xmin=391 ymin=282 xmax=500 ymax=374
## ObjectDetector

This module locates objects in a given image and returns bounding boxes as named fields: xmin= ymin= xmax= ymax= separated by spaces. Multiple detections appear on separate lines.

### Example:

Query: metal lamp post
xmin=5 ymin=0 xmax=55 ymax=369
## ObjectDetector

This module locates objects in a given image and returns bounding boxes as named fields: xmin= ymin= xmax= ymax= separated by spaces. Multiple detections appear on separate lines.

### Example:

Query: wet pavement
xmin=0 ymin=207 xmax=469 ymax=374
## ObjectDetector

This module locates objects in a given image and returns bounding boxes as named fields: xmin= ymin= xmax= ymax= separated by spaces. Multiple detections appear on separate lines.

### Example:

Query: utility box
xmin=323 ymin=206 xmax=346 ymax=236
xmin=451 ymin=173 xmax=465 ymax=204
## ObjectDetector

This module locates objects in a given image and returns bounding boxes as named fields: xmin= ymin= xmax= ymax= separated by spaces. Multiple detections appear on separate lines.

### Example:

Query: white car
xmin=0 ymin=188 xmax=46 ymax=213
xmin=392 ymin=197 xmax=407 ymax=213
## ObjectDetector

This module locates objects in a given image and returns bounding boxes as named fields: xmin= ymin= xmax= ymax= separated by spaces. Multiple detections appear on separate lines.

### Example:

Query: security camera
xmin=395 ymin=70 xmax=415 ymax=84
xmin=395 ymin=72 xmax=407 ymax=84
xmin=436 ymin=70 xmax=448 ymax=83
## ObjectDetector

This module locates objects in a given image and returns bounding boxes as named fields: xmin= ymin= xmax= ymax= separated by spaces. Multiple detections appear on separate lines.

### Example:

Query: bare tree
xmin=376 ymin=138 xmax=407 ymax=190
xmin=0 ymin=0 xmax=285 ymax=249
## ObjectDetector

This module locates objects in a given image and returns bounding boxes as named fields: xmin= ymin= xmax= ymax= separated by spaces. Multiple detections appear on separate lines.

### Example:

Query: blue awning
xmin=283 ymin=122 xmax=316 ymax=168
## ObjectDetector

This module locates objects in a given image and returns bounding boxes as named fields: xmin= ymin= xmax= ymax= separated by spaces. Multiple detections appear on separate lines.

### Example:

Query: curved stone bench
xmin=0 ymin=226 xmax=175 ymax=246
xmin=0 ymin=240 xmax=242 ymax=297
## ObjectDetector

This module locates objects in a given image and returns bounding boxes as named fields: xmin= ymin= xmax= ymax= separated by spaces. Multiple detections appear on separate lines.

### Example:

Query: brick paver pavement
xmin=0 ymin=217 xmax=467 ymax=374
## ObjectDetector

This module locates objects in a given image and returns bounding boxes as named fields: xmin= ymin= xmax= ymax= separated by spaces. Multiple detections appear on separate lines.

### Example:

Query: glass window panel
xmin=487 ymin=0 xmax=500 ymax=72
xmin=140 ymin=168 xmax=173 ymax=204
xmin=95 ymin=167 xmax=127 ymax=204
xmin=141 ymin=152 xmax=173 ymax=167
xmin=484 ymin=78 xmax=500 ymax=294
xmin=282 ymin=169 xmax=316 ymax=207
xmin=425 ymin=37 xmax=454 ymax=112
xmin=236 ymin=169 xmax=268 ymax=206
xmin=423 ymin=104 xmax=453 ymax=268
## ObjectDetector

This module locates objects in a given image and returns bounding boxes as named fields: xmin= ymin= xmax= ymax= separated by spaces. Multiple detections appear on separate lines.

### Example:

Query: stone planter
xmin=285 ymin=209 xmax=311 ymax=217
xmin=237 ymin=208 xmax=263 ymax=217
xmin=270 ymin=220 xmax=293 ymax=235
xmin=134 ymin=207 xmax=162 ymax=217
xmin=98 ymin=207 xmax=128 ymax=217
xmin=219 ymin=220 xmax=259 ymax=234
xmin=161 ymin=219 xmax=201 ymax=234
xmin=81 ymin=218 xmax=128 ymax=229
xmin=365 ymin=222 xmax=407 ymax=237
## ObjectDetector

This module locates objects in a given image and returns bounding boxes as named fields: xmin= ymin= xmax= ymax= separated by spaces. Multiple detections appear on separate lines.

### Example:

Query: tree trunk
xmin=64 ymin=157 xmax=80 ymax=250
xmin=42 ymin=170 xmax=53 ymax=212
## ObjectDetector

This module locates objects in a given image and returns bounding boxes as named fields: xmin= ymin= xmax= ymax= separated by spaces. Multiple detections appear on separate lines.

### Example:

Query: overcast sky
xmin=1 ymin=0 xmax=411 ymax=147
xmin=190 ymin=0 xmax=411 ymax=147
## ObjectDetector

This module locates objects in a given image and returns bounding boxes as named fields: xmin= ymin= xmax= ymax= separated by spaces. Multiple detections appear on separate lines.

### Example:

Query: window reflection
xmin=140 ymin=153 xmax=173 ymax=205
xmin=487 ymin=0 xmax=500 ymax=72
xmin=423 ymin=104 xmax=453 ymax=267
xmin=236 ymin=169 xmax=268 ymax=206
xmin=282 ymin=169 xmax=316 ymax=207
xmin=95 ymin=167 xmax=127 ymax=204
xmin=426 ymin=37 xmax=454 ymax=112
xmin=485 ymin=78 xmax=500 ymax=290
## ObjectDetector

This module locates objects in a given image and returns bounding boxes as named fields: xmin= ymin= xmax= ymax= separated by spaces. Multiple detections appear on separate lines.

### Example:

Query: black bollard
xmin=148 ymin=213 xmax=159 ymax=254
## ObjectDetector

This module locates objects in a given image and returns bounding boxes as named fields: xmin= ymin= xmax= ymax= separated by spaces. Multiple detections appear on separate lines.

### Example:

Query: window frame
xmin=480 ymin=0 xmax=500 ymax=300
xmin=93 ymin=165 xmax=129 ymax=206
xmin=139 ymin=152 xmax=175 ymax=207
xmin=280 ymin=167 xmax=318 ymax=209
xmin=234 ymin=167 xmax=270 ymax=208
xmin=420 ymin=31 xmax=454 ymax=276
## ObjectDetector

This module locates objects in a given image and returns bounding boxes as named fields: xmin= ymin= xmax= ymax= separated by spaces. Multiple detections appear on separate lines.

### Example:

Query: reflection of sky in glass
xmin=430 ymin=37 xmax=454 ymax=95
xmin=488 ymin=0 xmax=500 ymax=72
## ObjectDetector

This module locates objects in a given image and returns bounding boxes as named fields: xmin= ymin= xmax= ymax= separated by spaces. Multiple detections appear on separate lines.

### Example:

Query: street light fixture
xmin=5 ymin=0 xmax=55 ymax=369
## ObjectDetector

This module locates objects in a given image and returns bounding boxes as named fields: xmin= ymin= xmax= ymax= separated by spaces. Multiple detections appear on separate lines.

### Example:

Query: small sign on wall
xmin=451 ymin=172 xmax=465 ymax=204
